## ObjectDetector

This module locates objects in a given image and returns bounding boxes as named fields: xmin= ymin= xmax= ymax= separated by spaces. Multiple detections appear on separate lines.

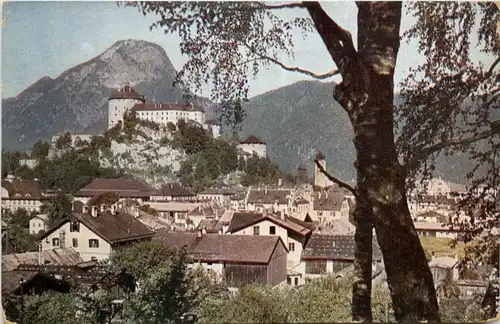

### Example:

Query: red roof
xmin=240 ymin=135 xmax=265 ymax=145
xmin=108 ymin=85 xmax=145 ymax=101
xmin=131 ymin=102 xmax=205 ymax=113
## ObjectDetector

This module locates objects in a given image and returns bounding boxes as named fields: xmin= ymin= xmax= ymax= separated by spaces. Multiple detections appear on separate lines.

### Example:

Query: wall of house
xmin=41 ymin=221 xmax=112 ymax=261
xmin=299 ymin=259 xmax=353 ymax=280
xmin=225 ymin=263 xmax=267 ymax=288
xmin=135 ymin=109 xmax=206 ymax=127
xmin=237 ymin=143 xmax=267 ymax=159
xmin=267 ymin=242 xmax=288 ymax=286
xmin=29 ymin=217 xmax=47 ymax=235
xmin=108 ymin=98 xmax=144 ymax=129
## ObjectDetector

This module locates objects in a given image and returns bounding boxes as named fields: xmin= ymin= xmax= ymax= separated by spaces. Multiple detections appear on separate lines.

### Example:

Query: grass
xmin=419 ymin=236 xmax=467 ymax=259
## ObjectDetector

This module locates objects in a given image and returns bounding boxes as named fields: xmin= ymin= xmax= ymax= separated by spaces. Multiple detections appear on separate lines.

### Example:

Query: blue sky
xmin=0 ymin=1 xmax=492 ymax=99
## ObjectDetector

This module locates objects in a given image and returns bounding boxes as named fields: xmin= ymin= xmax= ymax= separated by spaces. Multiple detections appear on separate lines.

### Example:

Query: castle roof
xmin=130 ymin=102 xmax=205 ymax=113
xmin=240 ymin=135 xmax=265 ymax=145
xmin=108 ymin=85 xmax=145 ymax=101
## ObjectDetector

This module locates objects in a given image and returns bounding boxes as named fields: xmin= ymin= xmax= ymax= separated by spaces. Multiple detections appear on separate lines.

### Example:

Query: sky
xmin=0 ymin=1 xmax=493 ymax=99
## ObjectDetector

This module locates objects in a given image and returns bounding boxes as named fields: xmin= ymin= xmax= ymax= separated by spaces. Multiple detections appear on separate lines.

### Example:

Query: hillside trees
xmin=125 ymin=1 xmax=440 ymax=321
xmin=397 ymin=2 xmax=499 ymax=267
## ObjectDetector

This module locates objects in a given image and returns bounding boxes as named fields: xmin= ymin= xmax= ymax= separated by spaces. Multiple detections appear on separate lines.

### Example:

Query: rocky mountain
xmin=241 ymin=81 xmax=482 ymax=183
xmin=2 ymin=39 xmax=201 ymax=151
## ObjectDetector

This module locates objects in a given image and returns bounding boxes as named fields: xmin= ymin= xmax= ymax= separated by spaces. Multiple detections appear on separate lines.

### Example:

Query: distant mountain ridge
xmin=2 ymin=40 xmax=479 ymax=183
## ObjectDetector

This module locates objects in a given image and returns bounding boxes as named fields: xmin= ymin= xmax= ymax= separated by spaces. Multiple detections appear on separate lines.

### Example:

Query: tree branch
xmin=242 ymin=42 xmax=339 ymax=79
xmin=304 ymin=1 xmax=357 ymax=77
xmin=314 ymin=158 xmax=357 ymax=196
xmin=487 ymin=56 xmax=500 ymax=76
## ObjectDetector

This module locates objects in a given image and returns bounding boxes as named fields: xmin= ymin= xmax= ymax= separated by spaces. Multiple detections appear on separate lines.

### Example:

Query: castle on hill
xmin=108 ymin=85 xmax=221 ymax=138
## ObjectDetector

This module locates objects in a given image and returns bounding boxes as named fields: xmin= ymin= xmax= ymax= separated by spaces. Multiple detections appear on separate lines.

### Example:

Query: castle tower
xmin=314 ymin=151 xmax=327 ymax=188
xmin=107 ymin=84 xmax=145 ymax=130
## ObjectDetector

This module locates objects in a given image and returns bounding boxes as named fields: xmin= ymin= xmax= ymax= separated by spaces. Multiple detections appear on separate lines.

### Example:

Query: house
xmin=2 ymin=248 xmax=84 ymax=271
xmin=159 ymin=232 xmax=288 ymax=288
xmin=237 ymin=135 xmax=267 ymax=159
xmin=187 ymin=202 xmax=225 ymax=228
xmin=29 ymin=214 xmax=49 ymax=235
xmin=196 ymin=219 xmax=221 ymax=234
xmin=300 ymin=233 xmax=383 ymax=282
xmin=245 ymin=188 xmax=292 ymax=213
xmin=230 ymin=192 xmax=247 ymax=210
xmin=73 ymin=177 xmax=155 ymax=204
xmin=1 ymin=176 xmax=52 ymax=213
xmin=150 ymin=183 xmax=196 ymax=202
xmin=148 ymin=201 xmax=199 ymax=226
xmin=414 ymin=222 xmax=459 ymax=239
xmin=310 ymin=191 xmax=351 ymax=223
xmin=408 ymin=194 xmax=456 ymax=218
xmin=198 ymin=187 xmax=236 ymax=204
xmin=428 ymin=256 xmax=460 ymax=286
xmin=39 ymin=204 xmax=155 ymax=261
xmin=414 ymin=210 xmax=449 ymax=223
xmin=291 ymin=197 xmax=310 ymax=215
xmin=2 ymin=270 xmax=71 ymax=297
xmin=225 ymin=211 xmax=314 ymax=285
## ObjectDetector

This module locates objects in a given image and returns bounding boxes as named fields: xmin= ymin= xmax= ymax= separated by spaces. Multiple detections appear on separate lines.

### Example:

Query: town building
xmin=1 ymin=176 xmax=53 ymax=213
xmin=414 ymin=222 xmax=459 ymax=239
xmin=39 ymin=204 xmax=155 ymax=261
xmin=2 ymin=248 xmax=84 ymax=271
xmin=159 ymin=231 xmax=288 ymax=288
xmin=245 ymin=188 xmax=292 ymax=213
xmin=310 ymin=191 xmax=352 ymax=223
xmin=150 ymin=183 xmax=196 ymax=202
xmin=237 ymin=135 xmax=267 ymax=159
xmin=73 ymin=177 xmax=155 ymax=205
xmin=29 ymin=214 xmax=49 ymax=235
xmin=108 ymin=85 xmax=146 ymax=129
xmin=198 ymin=187 xmax=237 ymax=205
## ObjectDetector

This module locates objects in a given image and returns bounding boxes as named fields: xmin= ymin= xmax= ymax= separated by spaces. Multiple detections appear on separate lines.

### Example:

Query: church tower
xmin=107 ymin=84 xmax=145 ymax=130
xmin=314 ymin=151 xmax=327 ymax=188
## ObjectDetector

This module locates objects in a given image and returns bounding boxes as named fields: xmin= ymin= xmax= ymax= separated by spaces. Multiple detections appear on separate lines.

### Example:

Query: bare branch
xmin=314 ymin=159 xmax=357 ymax=195
xmin=487 ymin=56 xmax=500 ymax=76
xmin=304 ymin=1 xmax=357 ymax=76
xmin=242 ymin=42 xmax=339 ymax=79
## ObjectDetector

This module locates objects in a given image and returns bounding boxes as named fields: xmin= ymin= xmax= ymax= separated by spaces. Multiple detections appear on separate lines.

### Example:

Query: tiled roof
xmin=227 ymin=212 xmax=312 ymax=236
xmin=159 ymin=232 xmax=285 ymax=264
xmin=416 ymin=211 xmax=449 ymax=222
xmin=2 ymin=248 xmax=84 ymax=271
xmin=108 ymin=85 xmax=145 ymax=101
xmin=413 ymin=222 xmax=458 ymax=231
xmin=74 ymin=177 xmax=155 ymax=198
xmin=413 ymin=195 xmax=456 ymax=206
xmin=155 ymin=183 xmax=195 ymax=197
xmin=187 ymin=203 xmax=224 ymax=218
xmin=240 ymin=135 xmax=265 ymax=145
xmin=302 ymin=233 xmax=382 ymax=260
xmin=40 ymin=210 xmax=155 ymax=245
xmin=247 ymin=189 xmax=291 ymax=204
xmin=199 ymin=187 xmax=237 ymax=195
xmin=196 ymin=219 xmax=220 ymax=233
xmin=313 ymin=192 xmax=345 ymax=211
xmin=2 ymin=270 xmax=40 ymax=294
xmin=148 ymin=202 xmax=199 ymax=212
xmin=1 ymin=179 xmax=49 ymax=200
xmin=131 ymin=102 xmax=205 ymax=113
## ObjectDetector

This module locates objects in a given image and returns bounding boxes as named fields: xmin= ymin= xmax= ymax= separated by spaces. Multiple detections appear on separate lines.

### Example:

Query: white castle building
xmin=107 ymin=85 xmax=221 ymax=138
xmin=237 ymin=135 xmax=267 ymax=159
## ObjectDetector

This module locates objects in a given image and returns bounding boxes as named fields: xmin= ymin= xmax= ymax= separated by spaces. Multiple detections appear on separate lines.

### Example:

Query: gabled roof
xmin=40 ymin=210 xmax=155 ymax=245
xmin=2 ymin=248 xmax=84 ymax=271
xmin=240 ymin=135 xmax=265 ymax=145
xmin=313 ymin=192 xmax=345 ymax=211
xmin=74 ymin=177 xmax=155 ymax=198
xmin=227 ymin=212 xmax=313 ymax=237
xmin=1 ymin=179 xmax=49 ymax=200
xmin=302 ymin=233 xmax=382 ymax=261
xmin=187 ymin=203 xmax=224 ymax=218
xmin=159 ymin=232 xmax=287 ymax=264
xmin=247 ymin=189 xmax=291 ymax=204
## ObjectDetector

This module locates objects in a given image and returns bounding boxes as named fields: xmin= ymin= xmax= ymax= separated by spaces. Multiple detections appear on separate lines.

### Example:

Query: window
xmin=294 ymin=277 xmax=298 ymax=286
xmin=89 ymin=239 xmax=99 ymax=248
xmin=72 ymin=238 xmax=78 ymax=247
xmin=269 ymin=226 xmax=276 ymax=235
xmin=52 ymin=238 xmax=60 ymax=246
xmin=288 ymin=243 xmax=295 ymax=252
xmin=70 ymin=222 xmax=80 ymax=232
xmin=253 ymin=226 xmax=260 ymax=235
xmin=287 ymin=277 xmax=291 ymax=285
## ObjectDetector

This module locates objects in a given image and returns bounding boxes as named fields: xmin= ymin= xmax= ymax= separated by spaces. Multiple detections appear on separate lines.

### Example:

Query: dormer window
xmin=70 ymin=222 xmax=80 ymax=233
xmin=25 ymin=194 xmax=31 ymax=198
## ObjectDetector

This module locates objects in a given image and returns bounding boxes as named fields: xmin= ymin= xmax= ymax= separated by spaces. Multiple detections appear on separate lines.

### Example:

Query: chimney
xmin=100 ymin=204 xmax=105 ymax=212
xmin=83 ymin=205 xmax=89 ymax=214
xmin=265 ymin=187 xmax=268 ymax=194
xmin=70 ymin=201 xmax=74 ymax=211
xmin=91 ymin=205 xmax=98 ymax=217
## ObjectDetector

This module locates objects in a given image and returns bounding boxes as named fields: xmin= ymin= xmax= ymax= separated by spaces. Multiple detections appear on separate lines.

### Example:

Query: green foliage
xmin=439 ymin=299 xmax=485 ymax=323
xmin=2 ymin=150 xmax=22 ymax=178
xmin=42 ymin=193 xmax=73 ymax=226
xmin=55 ymin=132 xmax=72 ymax=150
xmin=138 ymin=204 xmax=158 ymax=216
xmin=2 ymin=208 xmax=39 ymax=253
xmin=88 ymin=192 xmax=120 ymax=207
xmin=31 ymin=140 xmax=51 ymax=160
xmin=240 ymin=153 xmax=281 ymax=186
